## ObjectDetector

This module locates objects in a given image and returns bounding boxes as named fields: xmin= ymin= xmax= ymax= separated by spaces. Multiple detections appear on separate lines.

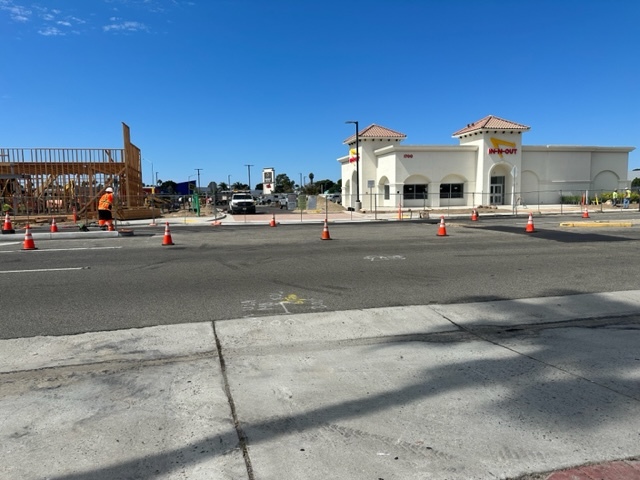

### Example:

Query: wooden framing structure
xmin=0 ymin=123 xmax=144 ymax=219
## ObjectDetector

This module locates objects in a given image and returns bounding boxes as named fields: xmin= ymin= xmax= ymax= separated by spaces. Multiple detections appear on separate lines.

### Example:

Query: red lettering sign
xmin=403 ymin=154 xmax=413 ymax=158
xmin=488 ymin=148 xmax=517 ymax=155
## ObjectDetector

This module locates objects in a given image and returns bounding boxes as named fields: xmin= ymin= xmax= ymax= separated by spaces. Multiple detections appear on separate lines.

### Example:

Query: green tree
xmin=275 ymin=173 xmax=295 ymax=193
xmin=303 ymin=184 xmax=320 ymax=195
xmin=631 ymin=177 xmax=640 ymax=188
xmin=308 ymin=172 xmax=314 ymax=184
xmin=159 ymin=180 xmax=177 ymax=194
xmin=313 ymin=178 xmax=336 ymax=193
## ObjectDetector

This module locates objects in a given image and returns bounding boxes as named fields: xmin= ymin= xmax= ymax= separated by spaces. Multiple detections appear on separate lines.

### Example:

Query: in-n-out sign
xmin=488 ymin=137 xmax=517 ymax=157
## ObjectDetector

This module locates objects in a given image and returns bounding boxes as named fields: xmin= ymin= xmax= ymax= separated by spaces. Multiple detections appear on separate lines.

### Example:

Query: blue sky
xmin=1 ymin=0 xmax=638 ymax=189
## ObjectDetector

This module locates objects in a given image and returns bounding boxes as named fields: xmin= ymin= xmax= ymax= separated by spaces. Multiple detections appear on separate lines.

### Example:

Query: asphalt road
xmin=1 ymin=214 xmax=638 ymax=339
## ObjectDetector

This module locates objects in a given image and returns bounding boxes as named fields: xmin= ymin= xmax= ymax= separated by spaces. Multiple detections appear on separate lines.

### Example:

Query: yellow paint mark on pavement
xmin=282 ymin=294 xmax=306 ymax=305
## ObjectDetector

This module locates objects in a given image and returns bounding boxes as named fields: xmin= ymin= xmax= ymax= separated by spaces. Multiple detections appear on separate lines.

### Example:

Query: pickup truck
xmin=229 ymin=193 xmax=256 ymax=214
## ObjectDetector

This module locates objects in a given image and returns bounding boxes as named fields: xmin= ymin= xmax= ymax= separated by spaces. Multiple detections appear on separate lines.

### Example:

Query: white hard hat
xmin=105 ymin=187 xmax=113 ymax=193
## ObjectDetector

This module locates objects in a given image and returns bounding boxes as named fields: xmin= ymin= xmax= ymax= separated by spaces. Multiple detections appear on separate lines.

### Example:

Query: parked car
xmin=324 ymin=193 xmax=341 ymax=204
xmin=229 ymin=193 xmax=256 ymax=214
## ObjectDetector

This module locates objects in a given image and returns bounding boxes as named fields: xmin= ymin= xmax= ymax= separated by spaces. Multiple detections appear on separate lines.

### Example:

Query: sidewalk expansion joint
xmin=213 ymin=320 xmax=255 ymax=480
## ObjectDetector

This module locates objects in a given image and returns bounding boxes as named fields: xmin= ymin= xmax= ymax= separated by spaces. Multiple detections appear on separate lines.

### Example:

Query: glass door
xmin=490 ymin=176 xmax=505 ymax=205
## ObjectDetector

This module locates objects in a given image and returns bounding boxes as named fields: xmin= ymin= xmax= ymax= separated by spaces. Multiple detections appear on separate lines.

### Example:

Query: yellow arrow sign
xmin=488 ymin=137 xmax=517 ymax=158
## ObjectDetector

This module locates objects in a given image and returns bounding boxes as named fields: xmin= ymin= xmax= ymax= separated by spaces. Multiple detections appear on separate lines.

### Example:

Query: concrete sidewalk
xmin=2 ymin=291 xmax=639 ymax=479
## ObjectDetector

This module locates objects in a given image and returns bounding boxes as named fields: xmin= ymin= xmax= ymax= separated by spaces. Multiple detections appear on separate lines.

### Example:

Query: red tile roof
xmin=344 ymin=124 xmax=407 ymax=144
xmin=452 ymin=115 xmax=530 ymax=137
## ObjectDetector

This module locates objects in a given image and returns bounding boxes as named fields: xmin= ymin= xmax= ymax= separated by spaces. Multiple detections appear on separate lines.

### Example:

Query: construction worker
xmin=98 ymin=187 xmax=115 ymax=230
xmin=612 ymin=189 xmax=618 ymax=207
xmin=623 ymin=187 xmax=632 ymax=209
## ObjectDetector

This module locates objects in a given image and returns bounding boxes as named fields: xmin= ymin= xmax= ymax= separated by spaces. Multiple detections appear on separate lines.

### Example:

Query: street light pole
xmin=245 ymin=164 xmax=254 ymax=191
xmin=195 ymin=168 xmax=202 ymax=192
xmin=345 ymin=120 xmax=361 ymax=210
xmin=195 ymin=168 xmax=203 ymax=217
xmin=144 ymin=158 xmax=154 ymax=187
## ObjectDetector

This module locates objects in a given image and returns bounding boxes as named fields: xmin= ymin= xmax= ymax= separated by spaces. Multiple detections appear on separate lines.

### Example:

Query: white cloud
xmin=103 ymin=20 xmax=148 ymax=32
xmin=38 ymin=26 xmax=64 ymax=36
xmin=0 ymin=1 xmax=32 ymax=22
xmin=1 ymin=0 xmax=184 ymax=36
xmin=1 ymin=1 xmax=87 ymax=32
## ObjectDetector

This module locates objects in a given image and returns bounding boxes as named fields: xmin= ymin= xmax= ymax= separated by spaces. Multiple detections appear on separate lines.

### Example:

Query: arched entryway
xmin=343 ymin=178 xmax=352 ymax=207
xmin=377 ymin=176 xmax=391 ymax=209
xmin=488 ymin=164 xmax=512 ymax=206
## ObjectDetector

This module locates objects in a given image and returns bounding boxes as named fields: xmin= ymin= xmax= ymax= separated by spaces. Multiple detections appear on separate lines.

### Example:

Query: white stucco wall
xmin=371 ymin=146 xmax=478 ymax=208
xmin=521 ymin=146 xmax=631 ymax=204
xmin=339 ymin=126 xmax=634 ymax=210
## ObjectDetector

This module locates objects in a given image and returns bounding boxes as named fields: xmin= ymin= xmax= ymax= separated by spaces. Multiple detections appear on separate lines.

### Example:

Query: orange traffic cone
xmin=162 ymin=222 xmax=174 ymax=246
xmin=525 ymin=213 xmax=535 ymax=233
xmin=471 ymin=209 xmax=478 ymax=221
xmin=437 ymin=216 xmax=448 ymax=236
xmin=269 ymin=214 xmax=277 ymax=227
xmin=211 ymin=220 xmax=222 ymax=226
xmin=22 ymin=225 xmax=37 ymax=250
xmin=582 ymin=207 xmax=590 ymax=219
xmin=72 ymin=206 xmax=78 ymax=224
xmin=321 ymin=219 xmax=331 ymax=240
xmin=50 ymin=218 xmax=58 ymax=233
xmin=2 ymin=212 xmax=15 ymax=234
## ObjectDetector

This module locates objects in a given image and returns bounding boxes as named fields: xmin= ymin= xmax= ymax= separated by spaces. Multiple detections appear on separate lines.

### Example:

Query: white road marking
xmin=0 ymin=246 xmax=122 ymax=253
xmin=0 ymin=267 xmax=86 ymax=274
xmin=364 ymin=255 xmax=406 ymax=261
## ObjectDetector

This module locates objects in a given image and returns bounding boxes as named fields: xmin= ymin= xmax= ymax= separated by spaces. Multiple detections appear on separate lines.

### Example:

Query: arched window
xmin=440 ymin=183 xmax=463 ymax=199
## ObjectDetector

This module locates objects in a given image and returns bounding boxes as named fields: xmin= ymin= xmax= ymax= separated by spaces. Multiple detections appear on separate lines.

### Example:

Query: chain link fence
xmin=338 ymin=188 xmax=636 ymax=216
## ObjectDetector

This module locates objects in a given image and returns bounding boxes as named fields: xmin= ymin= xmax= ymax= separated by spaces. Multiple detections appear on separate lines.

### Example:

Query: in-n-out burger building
xmin=339 ymin=115 xmax=635 ymax=210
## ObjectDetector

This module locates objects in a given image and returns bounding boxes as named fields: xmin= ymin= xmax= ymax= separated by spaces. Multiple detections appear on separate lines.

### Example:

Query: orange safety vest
xmin=99 ymin=193 xmax=113 ymax=210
